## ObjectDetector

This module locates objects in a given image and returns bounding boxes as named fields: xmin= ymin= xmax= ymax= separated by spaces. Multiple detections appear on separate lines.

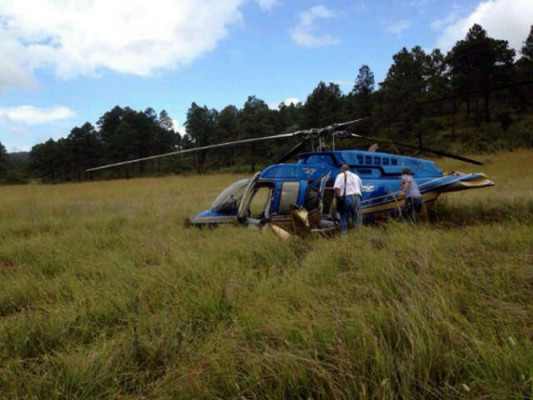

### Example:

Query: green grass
xmin=0 ymin=151 xmax=532 ymax=399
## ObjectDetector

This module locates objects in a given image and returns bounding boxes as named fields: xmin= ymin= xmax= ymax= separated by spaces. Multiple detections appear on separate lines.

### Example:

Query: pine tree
xmin=304 ymin=82 xmax=344 ymax=128
xmin=351 ymin=65 xmax=375 ymax=118
xmin=521 ymin=25 xmax=533 ymax=61
xmin=216 ymin=105 xmax=239 ymax=166
xmin=185 ymin=102 xmax=217 ymax=171
xmin=0 ymin=142 xmax=8 ymax=179
xmin=447 ymin=24 xmax=515 ymax=122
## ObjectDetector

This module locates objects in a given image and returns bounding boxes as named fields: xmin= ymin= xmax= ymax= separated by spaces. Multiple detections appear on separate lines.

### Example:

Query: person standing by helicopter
xmin=399 ymin=167 xmax=422 ymax=222
xmin=334 ymin=164 xmax=363 ymax=234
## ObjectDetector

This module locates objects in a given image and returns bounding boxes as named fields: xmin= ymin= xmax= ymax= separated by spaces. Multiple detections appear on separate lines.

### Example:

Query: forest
xmin=1 ymin=23 xmax=532 ymax=183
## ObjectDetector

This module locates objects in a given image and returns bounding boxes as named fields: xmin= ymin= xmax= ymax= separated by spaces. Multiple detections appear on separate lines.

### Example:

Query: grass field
xmin=0 ymin=149 xmax=532 ymax=399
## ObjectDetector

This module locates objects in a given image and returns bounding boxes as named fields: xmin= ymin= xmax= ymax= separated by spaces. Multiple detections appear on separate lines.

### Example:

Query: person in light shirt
xmin=398 ymin=167 xmax=422 ymax=222
xmin=334 ymin=164 xmax=363 ymax=234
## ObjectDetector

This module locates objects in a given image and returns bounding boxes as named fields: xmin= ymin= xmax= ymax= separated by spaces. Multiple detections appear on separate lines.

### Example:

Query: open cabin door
xmin=318 ymin=172 xmax=331 ymax=215
xmin=237 ymin=172 xmax=261 ymax=222
xmin=301 ymin=171 xmax=331 ymax=230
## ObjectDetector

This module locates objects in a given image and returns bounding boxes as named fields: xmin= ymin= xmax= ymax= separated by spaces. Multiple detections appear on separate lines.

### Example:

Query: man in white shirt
xmin=334 ymin=164 xmax=363 ymax=234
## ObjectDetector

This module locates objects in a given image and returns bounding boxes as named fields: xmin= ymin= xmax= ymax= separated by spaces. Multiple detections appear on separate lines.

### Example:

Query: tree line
xmin=1 ymin=24 xmax=532 ymax=182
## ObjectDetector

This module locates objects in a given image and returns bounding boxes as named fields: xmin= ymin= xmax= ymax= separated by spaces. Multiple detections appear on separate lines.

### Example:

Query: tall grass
xmin=0 ymin=151 xmax=531 ymax=399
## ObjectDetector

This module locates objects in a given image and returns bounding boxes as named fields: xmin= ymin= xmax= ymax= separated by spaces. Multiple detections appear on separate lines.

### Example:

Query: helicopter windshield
xmin=210 ymin=179 xmax=250 ymax=214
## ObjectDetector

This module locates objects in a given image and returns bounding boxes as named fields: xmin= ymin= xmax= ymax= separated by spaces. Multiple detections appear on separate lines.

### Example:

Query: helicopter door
xmin=237 ymin=172 xmax=261 ymax=222
xmin=302 ymin=172 xmax=331 ymax=229
xmin=318 ymin=172 xmax=331 ymax=214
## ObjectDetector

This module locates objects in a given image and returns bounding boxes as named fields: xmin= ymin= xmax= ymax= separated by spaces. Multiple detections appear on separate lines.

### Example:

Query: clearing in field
xmin=0 ymin=150 xmax=532 ymax=399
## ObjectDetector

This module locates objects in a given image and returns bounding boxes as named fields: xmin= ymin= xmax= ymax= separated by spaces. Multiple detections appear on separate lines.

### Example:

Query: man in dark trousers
xmin=399 ymin=167 xmax=422 ymax=222
xmin=334 ymin=164 xmax=363 ymax=234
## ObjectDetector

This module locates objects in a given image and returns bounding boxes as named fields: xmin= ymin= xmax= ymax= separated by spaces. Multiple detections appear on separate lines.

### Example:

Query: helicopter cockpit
xmin=209 ymin=178 xmax=250 ymax=214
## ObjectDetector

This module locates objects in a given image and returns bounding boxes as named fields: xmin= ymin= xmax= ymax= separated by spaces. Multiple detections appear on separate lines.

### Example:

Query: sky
xmin=0 ymin=0 xmax=532 ymax=152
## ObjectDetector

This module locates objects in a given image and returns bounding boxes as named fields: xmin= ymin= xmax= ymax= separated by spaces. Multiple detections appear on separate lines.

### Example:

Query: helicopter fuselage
xmin=190 ymin=150 xmax=494 ymax=228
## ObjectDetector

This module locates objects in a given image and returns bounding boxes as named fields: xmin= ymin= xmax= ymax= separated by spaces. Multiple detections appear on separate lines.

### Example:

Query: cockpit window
xmin=210 ymin=179 xmax=250 ymax=213
xmin=303 ymin=154 xmax=334 ymax=165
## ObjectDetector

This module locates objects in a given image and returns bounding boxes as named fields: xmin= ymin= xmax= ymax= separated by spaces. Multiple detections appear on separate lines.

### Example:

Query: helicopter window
xmin=264 ymin=165 xmax=295 ymax=178
xmin=374 ymin=156 xmax=381 ymax=165
xmin=357 ymin=155 xmax=364 ymax=165
xmin=383 ymin=158 xmax=390 ymax=165
xmin=365 ymin=155 xmax=372 ymax=164
xmin=304 ymin=155 xmax=334 ymax=165
xmin=278 ymin=182 xmax=300 ymax=214
xmin=391 ymin=159 xmax=398 ymax=166
xmin=210 ymin=179 xmax=250 ymax=213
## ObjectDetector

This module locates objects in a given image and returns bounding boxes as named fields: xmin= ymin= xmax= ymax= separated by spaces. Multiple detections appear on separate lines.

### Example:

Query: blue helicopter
xmin=87 ymin=119 xmax=494 ymax=233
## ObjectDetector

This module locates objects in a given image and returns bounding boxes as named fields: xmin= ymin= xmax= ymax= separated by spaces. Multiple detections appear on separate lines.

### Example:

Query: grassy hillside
xmin=0 ymin=150 xmax=531 ymax=399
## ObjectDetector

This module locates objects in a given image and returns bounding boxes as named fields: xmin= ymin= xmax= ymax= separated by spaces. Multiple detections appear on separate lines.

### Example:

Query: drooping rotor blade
xmin=86 ymin=131 xmax=301 ymax=172
xmin=273 ymin=139 xmax=308 ymax=164
xmin=415 ymin=146 xmax=483 ymax=165
xmin=340 ymin=132 xmax=484 ymax=165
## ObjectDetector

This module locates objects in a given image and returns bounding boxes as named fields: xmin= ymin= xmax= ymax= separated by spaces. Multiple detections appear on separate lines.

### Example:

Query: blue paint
xmin=191 ymin=150 xmax=493 ymax=226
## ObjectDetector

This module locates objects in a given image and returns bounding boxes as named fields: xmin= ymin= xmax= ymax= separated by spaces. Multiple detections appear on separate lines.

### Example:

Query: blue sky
xmin=0 ymin=0 xmax=532 ymax=152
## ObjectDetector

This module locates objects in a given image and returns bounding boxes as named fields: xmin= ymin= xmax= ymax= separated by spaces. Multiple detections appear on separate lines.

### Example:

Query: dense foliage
xmin=0 ymin=142 xmax=8 ymax=179
xmin=20 ymin=24 xmax=533 ymax=182
xmin=26 ymin=108 xmax=179 ymax=182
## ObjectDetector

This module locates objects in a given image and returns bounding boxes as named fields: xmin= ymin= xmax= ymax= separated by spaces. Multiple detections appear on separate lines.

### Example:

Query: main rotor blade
xmin=86 ymin=131 xmax=299 ymax=172
xmin=334 ymin=117 xmax=370 ymax=128
xmin=319 ymin=117 xmax=370 ymax=134
xmin=273 ymin=139 xmax=308 ymax=164
xmin=344 ymin=132 xmax=484 ymax=165
xmin=86 ymin=118 xmax=371 ymax=173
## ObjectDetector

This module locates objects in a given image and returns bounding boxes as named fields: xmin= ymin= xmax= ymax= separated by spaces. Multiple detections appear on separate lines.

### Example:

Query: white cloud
xmin=0 ymin=105 xmax=74 ymax=125
xmin=291 ymin=5 xmax=339 ymax=48
xmin=255 ymin=0 xmax=278 ymax=11
xmin=434 ymin=0 xmax=533 ymax=51
xmin=8 ymin=146 xmax=29 ymax=153
xmin=0 ymin=34 xmax=36 ymax=92
xmin=268 ymin=97 xmax=302 ymax=109
xmin=172 ymin=119 xmax=186 ymax=135
xmin=0 ymin=0 xmax=248 ymax=91
xmin=386 ymin=20 xmax=411 ymax=36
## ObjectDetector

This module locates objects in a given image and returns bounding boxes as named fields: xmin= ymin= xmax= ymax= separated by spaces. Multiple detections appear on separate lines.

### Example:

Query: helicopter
xmin=86 ymin=118 xmax=494 ymax=234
